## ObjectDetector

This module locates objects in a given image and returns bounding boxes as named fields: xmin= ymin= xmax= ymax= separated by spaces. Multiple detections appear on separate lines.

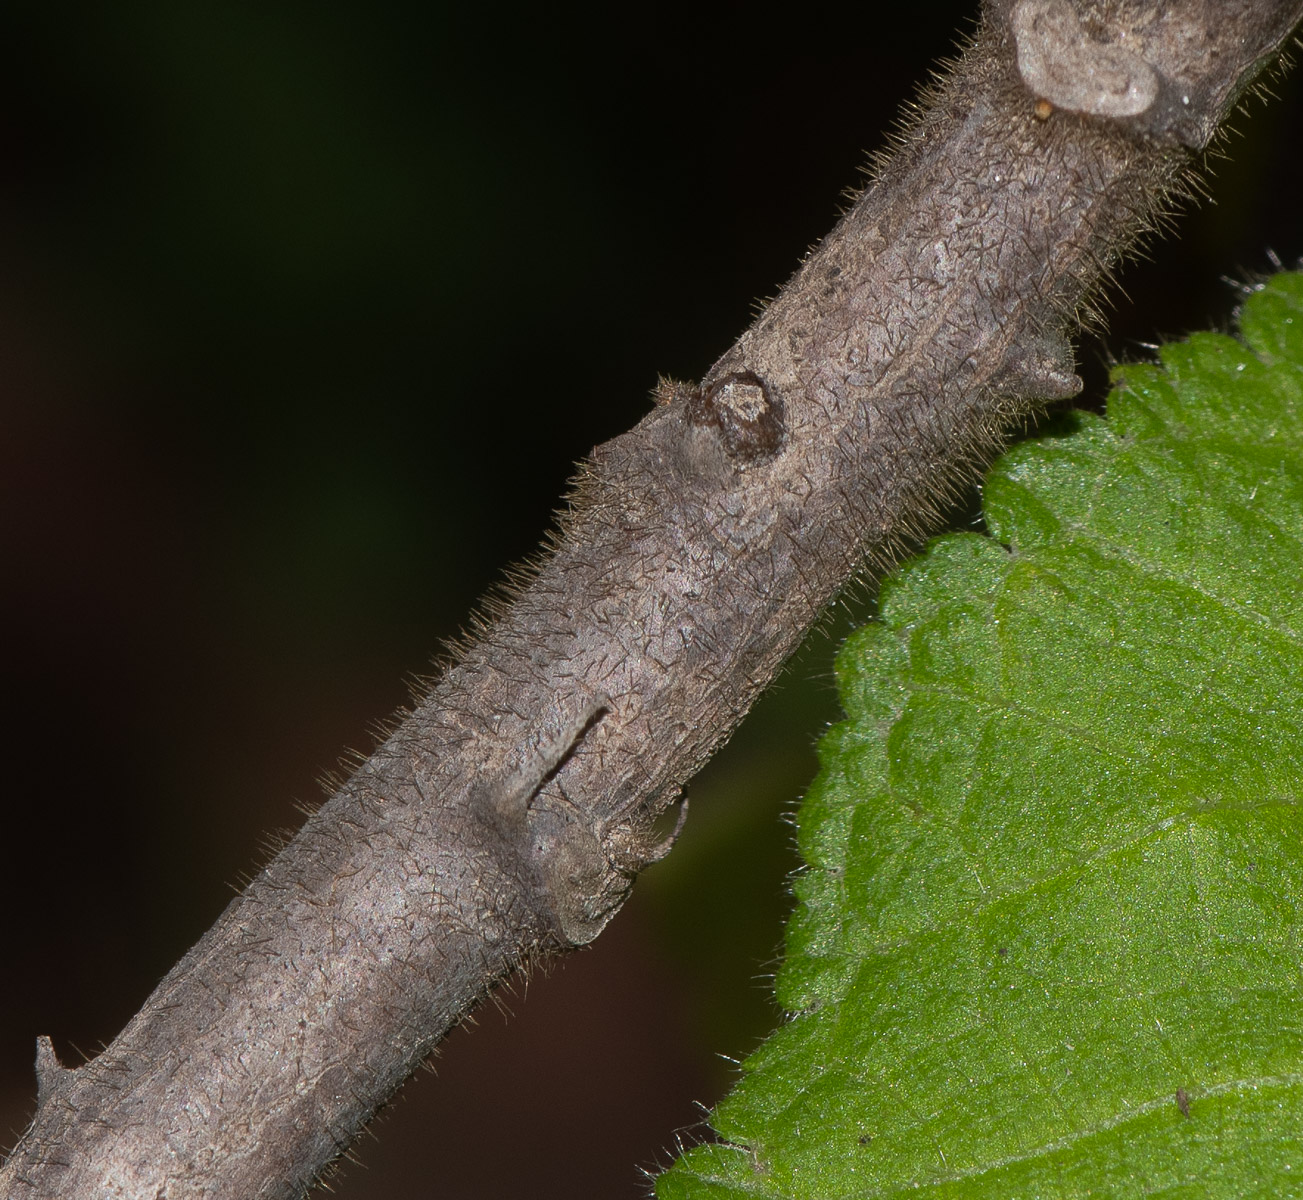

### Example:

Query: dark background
xmin=1 ymin=3 xmax=1300 ymax=1197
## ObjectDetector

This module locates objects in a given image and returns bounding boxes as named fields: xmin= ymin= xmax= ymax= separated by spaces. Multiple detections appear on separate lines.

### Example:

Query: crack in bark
xmin=4 ymin=2 xmax=1301 ymax=1197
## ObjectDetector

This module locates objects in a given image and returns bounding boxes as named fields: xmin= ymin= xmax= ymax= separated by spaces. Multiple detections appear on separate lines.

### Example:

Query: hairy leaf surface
xmin=657 ymin=272 xmax=1303 ymax=1198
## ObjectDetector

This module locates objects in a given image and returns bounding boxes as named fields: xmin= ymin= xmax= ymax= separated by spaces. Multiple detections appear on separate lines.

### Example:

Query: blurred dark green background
xmin=1 ymin=3 xmax=1299 ymax=1196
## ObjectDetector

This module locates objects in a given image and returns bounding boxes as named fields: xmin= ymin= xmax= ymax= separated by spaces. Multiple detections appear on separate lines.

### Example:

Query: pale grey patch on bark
xmin=1013 ymin=0 xmax=1160 ymax=119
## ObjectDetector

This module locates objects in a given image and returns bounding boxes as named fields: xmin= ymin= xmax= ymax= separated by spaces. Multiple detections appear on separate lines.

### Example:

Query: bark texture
xmin=4 ymin=2 xmax=1301 ymax=1197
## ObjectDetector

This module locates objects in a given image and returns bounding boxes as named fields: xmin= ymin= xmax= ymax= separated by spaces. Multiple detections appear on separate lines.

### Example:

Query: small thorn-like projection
xmin=996 ymin=333 xmax=1082 ymax=403
xmin=34 ymin=1036 xmax=73 ymax=1107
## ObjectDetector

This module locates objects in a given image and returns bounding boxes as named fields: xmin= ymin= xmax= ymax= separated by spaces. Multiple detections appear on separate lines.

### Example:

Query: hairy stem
xmin=4 ymin=3 xmax=1301 ymax=1197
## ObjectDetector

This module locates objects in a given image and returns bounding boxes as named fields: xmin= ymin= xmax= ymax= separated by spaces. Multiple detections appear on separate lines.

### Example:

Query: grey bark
xmin=4 ymin=2 xmax=1301 ymax=1197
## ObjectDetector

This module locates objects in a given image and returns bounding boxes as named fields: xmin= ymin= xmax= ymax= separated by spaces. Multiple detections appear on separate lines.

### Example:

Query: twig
xmin=4 ymin=3 xmax=1301 ymax=1197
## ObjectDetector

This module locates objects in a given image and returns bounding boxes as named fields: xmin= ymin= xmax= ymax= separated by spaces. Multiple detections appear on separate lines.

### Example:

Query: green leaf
xmin=657 ymin=271 xmax=1303 ymax=1199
